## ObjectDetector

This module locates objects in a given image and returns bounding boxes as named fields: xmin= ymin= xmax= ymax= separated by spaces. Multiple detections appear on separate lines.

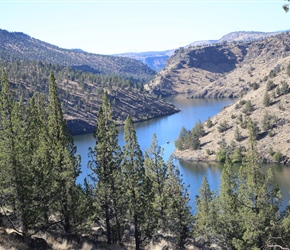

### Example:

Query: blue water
xmin=73 ymin=95 xmax=290 ymax=211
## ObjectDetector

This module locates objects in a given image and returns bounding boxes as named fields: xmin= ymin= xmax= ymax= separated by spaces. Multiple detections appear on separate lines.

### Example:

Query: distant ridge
xmin=115 ymin=30 xmax=283 ymax=71
xmin=0 ymin=28 xmax=156 ymax=83
xmin=70 ymin=48 xmax=86 ymax=53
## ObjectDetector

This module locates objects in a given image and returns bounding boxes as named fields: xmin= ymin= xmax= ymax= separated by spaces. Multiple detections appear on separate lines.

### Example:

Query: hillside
xmin=1 ymin=60 xmax=178 ymax=135
xmin=145 ymin=32 xmax=288 ymax=97
xmin=172 ymin=58 xmax=290 ymax=164
xmin=0 ymin=29 xmax=156 ymax=83
xmin=116 ymin=31 xmax=280 ymax=72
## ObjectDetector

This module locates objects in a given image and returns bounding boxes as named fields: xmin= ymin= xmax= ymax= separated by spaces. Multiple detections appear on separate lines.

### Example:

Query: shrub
xmin=206 ymin=117 xmax=214 ymax=128
xmin=232 ymin=148 xmax=243 ymax=163
xmin=281 ymin=81 xmax=289 ymax=95
xmin=269 ymin=69 xmax=276 ymax=78
xmin=252 ymin=82 xmax=259 ymax=90
xmin=273 ymin=151 xmax=283 ymax=163
xmin=261 ymin=112 xmax=274 ymax=131
xmin=268 ymin=147 xmax=274 ymax=156
xmin=263 ymin=91 xmax=271 ymax=107
xmin=276 ymin=85 xmax=281 ymax=96
xmin=279 ymin=104 xmax=285 ymax=111
xmin=216 ymin=149 xmax=227 ymax=162
xmin=217 ymin=120 xmax=229 ymax=133
xmin=239 ymin=99 xmax=246 ymax=105
xmin=266 ymin=80 xmax=275 ymax=91
xmin=206 ymin=149 xmax=212 ymax=155
xmin=234 ymin=126 xmax=243 ymax=142
xmin=268 ymin=130 xmax=274 ymax=137
xmin=242 ymin=100 xmax=254 ymax=115
xmin=287 ymin=63 xmax=290 ymax=76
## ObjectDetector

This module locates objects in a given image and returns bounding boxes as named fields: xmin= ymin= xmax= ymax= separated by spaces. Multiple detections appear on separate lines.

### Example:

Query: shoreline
xmin=67 ymin=108 xmax=180 ymax=136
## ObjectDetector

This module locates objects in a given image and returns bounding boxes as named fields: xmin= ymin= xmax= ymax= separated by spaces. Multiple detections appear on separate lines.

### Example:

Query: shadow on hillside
xmin=257 ymin=131 xmax=268 ymax=141
xmin=186 ymin=46 xmax=240 ymax=73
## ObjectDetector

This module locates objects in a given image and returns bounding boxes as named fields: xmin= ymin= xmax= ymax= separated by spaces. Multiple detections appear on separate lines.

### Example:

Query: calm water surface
xmin=74 ymin=95 xmax=290 ymax=211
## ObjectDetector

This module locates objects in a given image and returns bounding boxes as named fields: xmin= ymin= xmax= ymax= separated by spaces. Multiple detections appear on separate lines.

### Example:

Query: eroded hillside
xmin=1 ymin=61 xmax=178 ymax=135
xmin=146 ymin=33 xmax=290 ymax=98
xmin=173 ymin=62 xmax=290 ymax=164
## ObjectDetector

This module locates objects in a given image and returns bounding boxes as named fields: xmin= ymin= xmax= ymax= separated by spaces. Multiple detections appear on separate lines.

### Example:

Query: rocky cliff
xmin=145 ymin=32 xmax=290 ymax=98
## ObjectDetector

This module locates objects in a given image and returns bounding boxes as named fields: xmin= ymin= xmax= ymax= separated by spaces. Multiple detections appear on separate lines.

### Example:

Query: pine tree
xmin=174 ymin=126 xmax=190 ymax=150
xmin=25 ymin=94 xmax=57 ymax=233
xmin=122 ymin=115 xmax=149 ymax=250
xmin=165 ymin=158 xmax=193 ymax=249
xmin=46 ymin=71 xmax=81 ymax=234
xmin=234 ymin=118 xmax=282 ymax=249
xmin=0 ymin=70 xmax=44 ymax=236
xmin=144 ymin=133 xmax=168 ymax=232
xmin=215 ymin=157 xmax=242 ymax=249
xmin=0 ymin=69 xmax=26 ymax=233
xmin=194 ymin=176 xmax=216 ymax=242
xmin=89 ymin=92 xmax=123 ymax=244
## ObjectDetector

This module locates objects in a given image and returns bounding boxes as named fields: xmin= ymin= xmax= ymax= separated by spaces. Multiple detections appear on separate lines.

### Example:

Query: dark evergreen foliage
xmin=1 ymin=68 xmax=290 ymax=249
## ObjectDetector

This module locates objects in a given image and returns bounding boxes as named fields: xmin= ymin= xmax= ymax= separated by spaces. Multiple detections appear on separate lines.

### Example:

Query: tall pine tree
xmin=194 ymin=175 xmax=217 ymax=242
xmin=46 ymin=71 xmax=81 ymax=233
xmin=234 ymin=118 xmax=282 ymax=249
xmin=165 ymin=157 xmax=193 ymax=249
xmin=144 ymin=133 xmax=168 ymax=232
xmin=89 ymin=92 xmax=124 ymax=244
xmin=122 ymin=115 xmax=149 ymax=250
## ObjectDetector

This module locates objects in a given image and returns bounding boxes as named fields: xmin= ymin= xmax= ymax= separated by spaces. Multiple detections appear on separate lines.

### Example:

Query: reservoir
xmin=74 ymin=95 xmax=290 ymax=211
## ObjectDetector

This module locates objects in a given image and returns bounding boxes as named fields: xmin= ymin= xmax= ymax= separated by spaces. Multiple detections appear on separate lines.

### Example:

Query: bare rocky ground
xmin=0 ymin=227 xmax=221 ymax=250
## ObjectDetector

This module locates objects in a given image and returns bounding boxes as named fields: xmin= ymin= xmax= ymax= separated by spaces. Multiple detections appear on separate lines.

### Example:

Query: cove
xmin=73 ymin=95 xmax=290 ymax=211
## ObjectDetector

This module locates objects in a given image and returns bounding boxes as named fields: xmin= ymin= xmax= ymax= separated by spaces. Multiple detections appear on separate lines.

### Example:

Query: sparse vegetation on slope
xmin=173 ymin=59 xmax=290 ymax=164
xmin=0 ymin=60 xmax=178 ymax=134
xmin=146 ymin=32 xmax=290 ymax=98
xmin=0 ymin=29 xmax=156 ymax=82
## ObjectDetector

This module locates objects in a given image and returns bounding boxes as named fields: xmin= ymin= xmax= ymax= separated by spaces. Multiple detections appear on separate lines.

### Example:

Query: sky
xmin=0 ymin=0 xmax=289 ymax=55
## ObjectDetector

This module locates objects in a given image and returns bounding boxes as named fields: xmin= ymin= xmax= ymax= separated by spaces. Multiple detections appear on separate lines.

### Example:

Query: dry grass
xmin=173 ymin=66 xmax=290 ymax=163
xmin=148 ymin=33 xmax=290 ymax=163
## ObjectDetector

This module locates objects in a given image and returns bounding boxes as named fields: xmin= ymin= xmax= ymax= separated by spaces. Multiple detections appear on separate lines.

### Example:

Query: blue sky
xmin=0 ymin=0 xmax=289 ymax=54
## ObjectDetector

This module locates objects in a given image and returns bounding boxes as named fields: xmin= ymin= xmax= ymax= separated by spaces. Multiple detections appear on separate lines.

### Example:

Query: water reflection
xmin=179 ymin=161 xmax=290 ymax=211
xmin=73 ymin=95 xmax=290 ymax=213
